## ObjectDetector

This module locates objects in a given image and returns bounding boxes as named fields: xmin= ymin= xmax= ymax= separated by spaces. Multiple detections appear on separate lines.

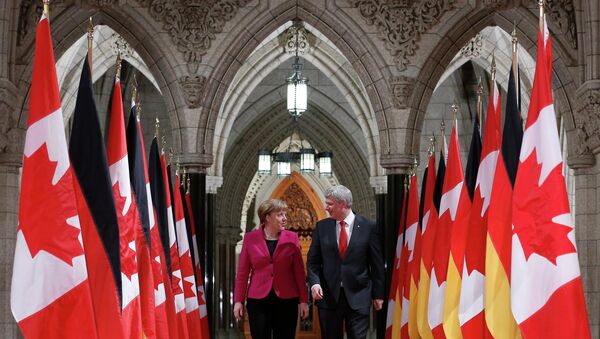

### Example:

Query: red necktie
xmin=339 ymin=220 xmax=348 ymax=258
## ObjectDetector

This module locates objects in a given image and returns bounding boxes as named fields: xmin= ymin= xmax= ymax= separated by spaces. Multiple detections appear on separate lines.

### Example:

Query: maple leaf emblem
xmin=121 ymin=240 xmax=137 ymax=280
xmin=513 ymin=152 xmax=575 ymax=265
xmin=183 ymin=275 xmax=196 ymax=298
xmin=464 ymin=188 xmax=487 ymax=275
xmin=19 ymin=145 xmax=83 ymax=265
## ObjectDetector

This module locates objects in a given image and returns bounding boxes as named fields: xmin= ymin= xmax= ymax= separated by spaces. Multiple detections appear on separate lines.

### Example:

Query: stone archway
xmin=270 ymin=171 xmax=325 ymax=339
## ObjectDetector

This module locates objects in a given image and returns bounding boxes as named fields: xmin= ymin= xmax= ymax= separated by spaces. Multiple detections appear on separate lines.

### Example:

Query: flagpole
xmin=131 ymin=74 xmax=138 ymax=108
xmin=87 ymin=17 xmax=93 ymax=74
xmin=440 ymin=119 xmax=446 ymax=160
xmin=155 ymin=117 xmax=160 ymax=139
xmin=451 ymin=101 xmax=459 ymax=135
xmin=512 ymin=23 xmax=518 ymax=81
xmin=429 ymin=133 xmax=436 ymax=157
xmin=186 ymin=169 xmax=191 ymax=194
xmin=538 ymin=0 xmax=544 ymax=33
xmin=476 ymin=78 xmax=483 ymax=132
xmin=43 ymin=0 xmax=50 ymax=19
xmin=115 ymin=52 xmax=122 ymax=84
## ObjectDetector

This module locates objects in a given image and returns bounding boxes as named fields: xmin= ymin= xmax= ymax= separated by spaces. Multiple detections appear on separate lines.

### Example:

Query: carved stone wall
xmin=135 ymin=0 xmax=251 ymax=73
xmin=280 ymin=183 xmax=318 ymax=239
xmin=349 ymin=0 xmax=456 ymax=70
xmin=570 ymin=81 xmax=600 ymax=168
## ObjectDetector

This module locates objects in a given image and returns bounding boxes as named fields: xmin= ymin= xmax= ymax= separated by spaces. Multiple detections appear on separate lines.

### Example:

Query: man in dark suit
xmin=307 ymin=185 xmax=385 ymax=339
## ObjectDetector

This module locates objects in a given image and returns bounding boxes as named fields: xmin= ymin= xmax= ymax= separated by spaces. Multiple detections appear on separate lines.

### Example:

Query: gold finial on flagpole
xmin=538 ymin=0 xmax=545 ymax=33
xmin=428 ymin=133 xmax=436 ymax=156
xmin=87 ymin=17 xmax=94 ymax=73
xmin=155 ymin=117 xmax=160 ymax=138
xmin=451 ymin=101 xmax=459 ymax=133
xmin=476 ymin=77 xmax=483 ymax=125
xmin=136 ymin=95 xmax=142 ymax=120
xmin=131 ymin=74 xmax=138 ymax=107
xmin=176 ymin=157 xmax=181 ymax=177
xmin=512 ymin=23 xmax=519 ymax=81
xmin=491 ymin=52 xmax=497 ymax=83
xmin=168 ymin=147 xmax=173 ymax=166
xmin=115 ymin=52 xmax=122 ymax=83
xmin=186 ymin=170 xmax=191 ymax=194
xmin=411 ymin=157 xmax=418 ymax=177
xmin=161 ymin=135 xmax=167 ymax=153
xmin=43 ymin=0 xmax=50 ymax=18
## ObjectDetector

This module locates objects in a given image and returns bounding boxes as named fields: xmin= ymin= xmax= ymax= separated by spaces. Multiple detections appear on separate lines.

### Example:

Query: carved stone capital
xmin=136 ymin=0 xmax=251 ymax=73
xmin=179 ymin=152 xmax=213 ymax=173
xmin=573 ymin=81 xmax=600 ymax=160
xmin=379 ymin=153 xmax=415 ymax=174
xmin=350 ymin=0 xmax=455 ymax=70
xmin=206 ymin=175 xmax=223 ymax=194
xmin=0 ymin=79 xmax=24 ymax=157
xmin=179 ymin=76 xmax=207 ymax=109
xmin=369 ymin=176 xmax=387 ymax=194
xmin=390 ymin=76 xmax=414 ymax=109
xmin=546 ymin=0 xmax=577 ymax=50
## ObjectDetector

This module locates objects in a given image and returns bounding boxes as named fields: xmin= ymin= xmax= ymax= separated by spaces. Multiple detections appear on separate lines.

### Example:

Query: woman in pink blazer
xmin=233 ymin=199 xmax=309 ymax=339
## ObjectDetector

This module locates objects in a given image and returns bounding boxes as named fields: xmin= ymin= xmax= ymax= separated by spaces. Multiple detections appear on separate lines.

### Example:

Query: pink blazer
xmin=234 ymin=228 xmax=308 ymax=303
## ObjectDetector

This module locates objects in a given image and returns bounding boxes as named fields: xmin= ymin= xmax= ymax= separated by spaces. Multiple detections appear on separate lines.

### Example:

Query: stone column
xmin=570 ymin=80 xmax=600 ymax=337
xmin=0 ymin=78 xmax=23 ymax=338
xmin=375 ymin=154 xmax=413 ymax=338
xmin=214 ymin=226 xmax=242 ymax=339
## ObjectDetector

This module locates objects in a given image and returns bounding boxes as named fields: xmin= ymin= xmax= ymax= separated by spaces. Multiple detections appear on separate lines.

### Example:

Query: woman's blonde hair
xmin=257 ymin=199 xmax=288 ymax=223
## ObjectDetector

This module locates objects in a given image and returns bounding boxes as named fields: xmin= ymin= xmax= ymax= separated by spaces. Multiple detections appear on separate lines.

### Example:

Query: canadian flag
xmin=385 ymin=187 xmax=407 ymax=339
xmin=440 ymin=124 xmax=471 ymax=338
xmin=459 ymin=80 xmax=500 ymax=338
xmin=416 ymin=152 xmax=437 ymax=339
xmin=173 ymin=173 xmax=205 ymax=337
xmin=106 ymin=76 xmax=143 ymax=338
xmin=510 ymin=14 xmax=591 ymax=339
xmin=400 ymin=174 xmax=421 ymax=339
xmin=184 ymin=184 xmax=210 ymax=337
xmin=11 ymin=14 xmax=97 ymax=339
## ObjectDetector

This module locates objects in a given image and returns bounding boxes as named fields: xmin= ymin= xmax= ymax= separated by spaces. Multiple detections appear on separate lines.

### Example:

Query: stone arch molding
xmin=408 ymin=8 xmax=580 ymax=162
xmin=56 ymin=25 xmax=161 ymax=122
xmin=210 ymin=20 xmax=383 ymax=178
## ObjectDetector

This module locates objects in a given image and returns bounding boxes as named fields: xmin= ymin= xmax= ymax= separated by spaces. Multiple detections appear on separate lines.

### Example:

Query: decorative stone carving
xmin=179 ymin=75 xmax=207 ymax=109
xmin=284 ymin=25 xmax=309 ymax=55
xmin=136 ymin=0 xmax=251 ymax=73
xmin=349 ymin=0 xmax=455 ymax=70
xmin=85 ymin=0 xmax=118 ymax=6
xmin=390 ymin=76 xmax=413 ymax=109
xmin=0 ymin=80 xmax=23 ymax=159
xmin=569 ymin=81 xmax=600 ymax=168
xmin=380 ymin=153 xmax=415 ymax=173
xmin=460 ymin=33 xmax=483 ymax=59
xmin=280 ymin=183 xmax=317 ymax=239
xmin=111 ymin=34 xmax=135 ymax=59
xmin=17 ymin=0 xmax=43 ymax=47
xmin=545 ymin=0 xmax=577 ymax=49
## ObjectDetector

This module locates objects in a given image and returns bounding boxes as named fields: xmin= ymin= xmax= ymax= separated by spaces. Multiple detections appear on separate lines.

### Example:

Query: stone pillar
xmin=370 ymin=176 xmax=388 ymax=339
xmin=214 ymin=226 xmax=242 ymax=339
xmin=570 ymin=80 xmax=600 ymax=337
xmin=0 ymin=78 xmax=23 ymax=338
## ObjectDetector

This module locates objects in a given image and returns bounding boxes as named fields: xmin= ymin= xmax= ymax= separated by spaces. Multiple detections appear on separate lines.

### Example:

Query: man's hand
xmin=311 ymin=284 xmax=323 ymax=300
xmin=233 ymin=302 xmax=244 ymax=321
xmin=372 ymin=299 xmax=383 ymax=311
xmin=299 ymin=302 xmax=309 ymax=319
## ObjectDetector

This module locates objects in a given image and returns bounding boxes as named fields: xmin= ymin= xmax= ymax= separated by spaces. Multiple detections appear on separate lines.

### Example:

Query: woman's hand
xmin=299 ymin=302 xmax=309 ymax=320
xmin=233 ymin=302 xmax=244 ymax=321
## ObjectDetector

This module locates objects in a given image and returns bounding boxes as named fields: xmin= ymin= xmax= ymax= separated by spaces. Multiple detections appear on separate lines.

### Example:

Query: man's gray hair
xmin=324 ymin=185 xmax=353 ymax=208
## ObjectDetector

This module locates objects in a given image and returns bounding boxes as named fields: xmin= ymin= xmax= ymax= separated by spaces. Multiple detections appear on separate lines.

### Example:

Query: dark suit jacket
xmin=307 ymin=214 xmax=384 ymax=311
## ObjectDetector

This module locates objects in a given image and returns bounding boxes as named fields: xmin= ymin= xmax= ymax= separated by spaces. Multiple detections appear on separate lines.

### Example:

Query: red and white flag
xmin=385 ymin=188 xmax=408 ymax=339
xmin=459 ymin=81 xmax=500 ymax=338
xmin=11 ymin=14 xmax=97 ymax=339
xmin=106 ymin=77 xmax=143 ymax=338
xmin=416 ymin=152 xmax=437 ymax=339
xmin=159 ymin=153 xmax=189 ymax=338
xmin=173 ymin=173 xmax=204 ymax=337
xmin=439 ymin=125 xmax=471 ymax=338
xmin=184 ymin=185 xmax=210 ymax=337
xmin=401 ymin=174 xmax=421 ymax=339
xmin=511 ymin=14 xmax=591 ymax=339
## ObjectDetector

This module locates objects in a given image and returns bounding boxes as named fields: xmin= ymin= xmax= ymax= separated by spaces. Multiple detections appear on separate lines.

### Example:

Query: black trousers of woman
xmin=246 ymin=290 xmax=299 ymax=339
